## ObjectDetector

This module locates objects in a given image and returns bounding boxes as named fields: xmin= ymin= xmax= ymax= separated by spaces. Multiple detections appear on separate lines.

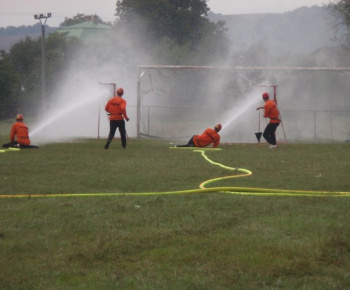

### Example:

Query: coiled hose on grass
xmin=1 ymin=147 xmax=349 ymax=198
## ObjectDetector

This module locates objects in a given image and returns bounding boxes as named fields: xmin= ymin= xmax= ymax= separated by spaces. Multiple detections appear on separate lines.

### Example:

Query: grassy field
xmin=0 ymin=136 xmax=350 ymax=289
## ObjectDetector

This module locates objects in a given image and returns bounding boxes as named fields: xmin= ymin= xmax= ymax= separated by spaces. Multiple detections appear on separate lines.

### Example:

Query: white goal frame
xmin=136 ymin=65 xmax=350 ymax=141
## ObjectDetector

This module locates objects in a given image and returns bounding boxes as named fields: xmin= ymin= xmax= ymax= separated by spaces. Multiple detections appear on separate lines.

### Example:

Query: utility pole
xmin=34 ymin=13 xmax=51 ymax=108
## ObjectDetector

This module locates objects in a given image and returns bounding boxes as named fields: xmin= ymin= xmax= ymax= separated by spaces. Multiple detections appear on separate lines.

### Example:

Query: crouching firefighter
xmin=2 ymin=114 xmax=39 ymax=149
xmin=174 ymin=124 xmax=222 ymax=148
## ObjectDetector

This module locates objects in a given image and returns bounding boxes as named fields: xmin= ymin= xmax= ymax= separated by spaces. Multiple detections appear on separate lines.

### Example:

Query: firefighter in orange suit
xmin=2 ymin=114 xmax=39 ymax=148
xmin=175 ymin=124 xmax=222 ymax=148
xmin=256 ymin=92 xmax=280 ymax=148
xmin=104 ymin=87 xmax=129 ymax=149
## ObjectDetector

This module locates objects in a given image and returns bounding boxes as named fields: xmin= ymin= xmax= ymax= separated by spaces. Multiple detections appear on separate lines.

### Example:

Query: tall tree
xmin=60 ymin=13 xmax=105 ymax=27
xmin=8 ymin=36 xmax=42 ymax=106
xmin=328 ymin=0 xmax=350 ymax=47
xmin=0 ymin=50 xmax=21 ymax=118
xmin=0 ymin=33 xmax=83 ymax=119
xmin=114 ymin=0 xmax=229 ymax=64
xmin=116 ymin=0 xmax=219 ymax=45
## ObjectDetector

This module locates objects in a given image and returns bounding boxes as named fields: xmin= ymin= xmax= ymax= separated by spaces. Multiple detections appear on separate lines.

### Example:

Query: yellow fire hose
xmin=1 ymin=147 xmax=349 ymax=198
xmin=0 ymin=148 xmax=21 ymax=153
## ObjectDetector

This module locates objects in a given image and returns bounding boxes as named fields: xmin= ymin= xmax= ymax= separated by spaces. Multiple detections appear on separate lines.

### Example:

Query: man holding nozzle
xmin=104 ymin=87 xmax=129 ymax=149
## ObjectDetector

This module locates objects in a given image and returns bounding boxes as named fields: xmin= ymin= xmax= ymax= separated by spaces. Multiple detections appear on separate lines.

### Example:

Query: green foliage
xmin=151 ymin=38 xmax=192 ymax=65
xmin=0 ymin=33 xmax=82 ymax=119
xmin=115 ymin=0 xmax=230 ymax=64
xmin=9 ymin=36 xmax=41 ymax=103
xmin=328 ymin=0 xmax=350 ymax=47
xmin=10 ymin=36 xmax=41 ymax=74
xmin=116 ymin=0 xmax=209 ymax=45
xmin=1 ymin=2 xmax=231 ymax=121
xmin=0 ymin=51 xmax=20 ymax=118
xmin=189 ymin=19 xmax=230 ymax=65
xmin=60 ymin=13 xmax=105 ymax=27
xmin=0 ymin=23 xmax=56 ymax=35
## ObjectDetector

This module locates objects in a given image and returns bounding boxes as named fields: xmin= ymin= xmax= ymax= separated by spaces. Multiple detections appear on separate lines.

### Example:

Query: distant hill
xmin=0 ymin=24 xmax=57 ymax=52
xmin=0 ymin=34 xmax=41 ymax=51
xmin=0 ymin=6 xmax=341 ymax=58
xmin=207 ymin=6 xmax=338 ymax=57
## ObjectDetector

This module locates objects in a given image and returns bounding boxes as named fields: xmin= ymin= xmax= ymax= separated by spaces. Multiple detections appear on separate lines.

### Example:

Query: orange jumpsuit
xmin=105 ymin=96 xmax=129 ymax=121
xmin=193 ymin=128 xmax=220 ymax=148
xmin=104 ymin=96 xmax=129 ymax=149
xmin=264 ymin=100 xmax=280 ymax=123
xmin=262 ymin=99 xmax=280 ymax=146
xmin=10 ymin=121 xmax=30 ymax=146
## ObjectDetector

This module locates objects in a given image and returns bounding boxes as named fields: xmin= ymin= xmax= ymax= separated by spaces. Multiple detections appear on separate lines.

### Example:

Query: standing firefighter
xmin=2 ymin=114 xmax=39 ymax=149
xmin=104 ymin=88 xmax=129 ymax=149
xmin=174 ymin=124 xmax=222 ymax=148
xmin=256 ymin=92 xmax=280 ymax=148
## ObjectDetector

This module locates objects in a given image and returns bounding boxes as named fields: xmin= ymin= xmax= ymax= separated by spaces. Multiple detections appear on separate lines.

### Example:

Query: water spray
xmin=220 ymin=90 xmax=260 ymax=135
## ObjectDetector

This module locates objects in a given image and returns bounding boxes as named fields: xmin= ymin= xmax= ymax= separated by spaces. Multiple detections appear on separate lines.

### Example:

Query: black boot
xmin=105 ymin=140 xmax=111 ymax=149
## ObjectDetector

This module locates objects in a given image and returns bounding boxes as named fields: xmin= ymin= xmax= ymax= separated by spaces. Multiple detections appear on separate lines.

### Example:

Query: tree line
xmin=0 ymin=0 xmax=348 ymax=120
xmin=0 ymin=23 xmax=57 ymax=36
xmin=328 ymin=0 xmax=350 ymax=46
xmin=0 ymin=0 xmax=230 ymax=119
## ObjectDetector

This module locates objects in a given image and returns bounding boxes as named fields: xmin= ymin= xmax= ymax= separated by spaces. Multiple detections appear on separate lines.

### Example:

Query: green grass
xmin=1 ymin=139 xmax=349 ymax=195
xmin=0 ymin=137 xmax=350 ymax=289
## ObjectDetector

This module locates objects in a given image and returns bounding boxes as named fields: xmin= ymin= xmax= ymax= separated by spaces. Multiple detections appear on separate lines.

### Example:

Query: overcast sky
xmin=0 ymin=0 xmax=328 ymax=28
